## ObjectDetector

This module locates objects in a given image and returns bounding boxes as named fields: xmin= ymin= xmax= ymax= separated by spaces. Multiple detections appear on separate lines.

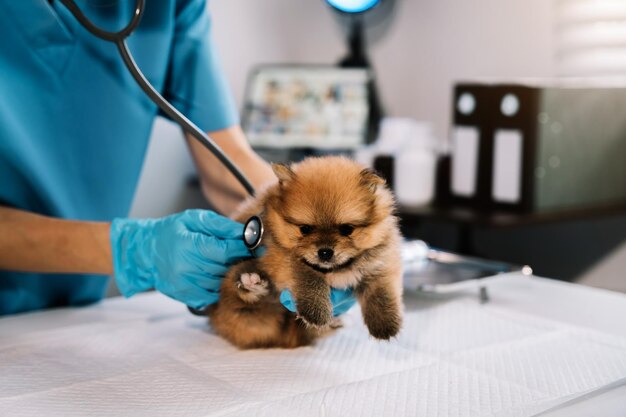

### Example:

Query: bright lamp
xmin=326 ymin=0 xmax=380 ymax=13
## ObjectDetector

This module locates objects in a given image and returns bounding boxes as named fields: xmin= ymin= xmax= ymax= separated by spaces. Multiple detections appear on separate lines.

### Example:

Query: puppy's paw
xmin=365 ymin=313 xmax=402 ymax=340
xmin=361 ymin=289 xmax=403 ymax=340
xmin=236 ymin=272 xmax=270 ymax=303
xmin=238 ymin=272 xmax=263 ymax=290
xmin=297 ymin=301 xmax=333 ymax=328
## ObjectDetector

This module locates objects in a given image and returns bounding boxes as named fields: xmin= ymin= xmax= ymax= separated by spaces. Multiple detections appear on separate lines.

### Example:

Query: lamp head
xmin=326 ymin=0 xmax=381 ymax=14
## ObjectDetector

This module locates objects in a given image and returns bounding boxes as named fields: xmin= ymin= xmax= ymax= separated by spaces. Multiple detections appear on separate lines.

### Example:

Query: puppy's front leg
xmin=292 ymin=263 xmax=333 ymax=328
xmin=356 ymin=274 xmax=403 ymax=340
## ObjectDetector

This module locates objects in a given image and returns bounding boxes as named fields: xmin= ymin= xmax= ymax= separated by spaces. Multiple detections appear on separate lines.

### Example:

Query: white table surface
xmin=1 ymin=273 xmax=625 ymax=417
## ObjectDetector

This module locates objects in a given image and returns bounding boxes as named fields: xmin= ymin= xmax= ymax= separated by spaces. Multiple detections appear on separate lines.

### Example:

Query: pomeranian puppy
xmin=208 ymin=156 xmax=403 ymax=349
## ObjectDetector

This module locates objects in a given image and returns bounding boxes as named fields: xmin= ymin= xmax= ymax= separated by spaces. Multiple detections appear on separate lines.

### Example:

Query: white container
xmin=389 ymin=119 xmax=438 ymax=207
xmin=395 ymin=149 xmax=436 ymax=206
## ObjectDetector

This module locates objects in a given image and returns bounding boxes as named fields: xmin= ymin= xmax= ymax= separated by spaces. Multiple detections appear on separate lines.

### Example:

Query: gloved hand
xmin=248 ymin=246 xmax=356 ymax=316
xmin=280 ymin=288 xmax=357 ymax=317
xmin=110 ymin=209 xmax=250 ymax=309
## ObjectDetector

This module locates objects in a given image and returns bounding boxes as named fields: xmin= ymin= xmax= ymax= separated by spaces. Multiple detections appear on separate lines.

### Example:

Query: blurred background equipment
xmin=241 ymin=0 xmax=396 ymax=163
xmin=325 ymin=0 xmax=395 ymax=144
xmin=325 ymin=0 xmax=385 ymax=68
xmin=354 ymin=118 xmax=440 ymax=207
xmin=401 ymin=239 xmax=531 ymax=303
xmin=242 ymin=65 xmax=371 ymax=151
xmin=445 ymin=81 xmax=626 ymax=212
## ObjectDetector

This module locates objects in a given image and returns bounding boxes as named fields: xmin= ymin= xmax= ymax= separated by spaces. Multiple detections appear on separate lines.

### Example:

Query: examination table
xmin=1 ymin=273 xmax=625 ymax=417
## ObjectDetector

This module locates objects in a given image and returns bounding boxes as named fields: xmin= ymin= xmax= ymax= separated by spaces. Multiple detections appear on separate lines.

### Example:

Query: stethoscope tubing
xmin=57 ymin=0 xmax=257 ymax=198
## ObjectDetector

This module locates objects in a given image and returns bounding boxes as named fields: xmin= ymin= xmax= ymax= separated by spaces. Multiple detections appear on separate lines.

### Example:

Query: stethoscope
xmin=56 ymin=0 xmax=265 ymax=312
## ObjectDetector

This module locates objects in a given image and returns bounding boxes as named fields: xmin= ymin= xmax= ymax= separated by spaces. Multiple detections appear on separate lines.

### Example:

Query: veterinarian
xmin=0 ymin=1 xmax=354 ymax=316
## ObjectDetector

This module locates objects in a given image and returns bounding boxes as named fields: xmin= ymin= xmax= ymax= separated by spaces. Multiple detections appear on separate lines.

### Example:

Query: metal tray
xmin=402 ymin=240 xmax=532 ymax=301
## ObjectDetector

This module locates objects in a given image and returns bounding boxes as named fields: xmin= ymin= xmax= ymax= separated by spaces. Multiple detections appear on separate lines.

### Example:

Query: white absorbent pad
xmin=1 ymin=285 xmax=626 ymax=417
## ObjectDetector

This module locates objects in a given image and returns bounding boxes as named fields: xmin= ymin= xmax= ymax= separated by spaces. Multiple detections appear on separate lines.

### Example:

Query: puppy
xmin=208 ymin=156 xmax=403 ymax=349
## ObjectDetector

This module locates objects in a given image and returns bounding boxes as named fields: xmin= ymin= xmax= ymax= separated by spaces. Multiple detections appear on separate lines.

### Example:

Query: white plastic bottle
xmin=393 ymin=121 xmax=438 ymax=207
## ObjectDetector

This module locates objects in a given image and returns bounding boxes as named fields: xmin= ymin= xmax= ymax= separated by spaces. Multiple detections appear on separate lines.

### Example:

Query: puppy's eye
xmin=299 ymin=225 xmax=314 ymax=236
xmin=338 ymin=224 xmax=354 ymax=236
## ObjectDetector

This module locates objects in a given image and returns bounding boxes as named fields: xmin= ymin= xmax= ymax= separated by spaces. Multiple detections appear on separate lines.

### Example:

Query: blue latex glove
xmin=110 ymin=210 xmax=250 ymax=309
xmin=280 ymin=288 xmax=357 ymax=317
xmin=252 ymin=246 xmax=356 ymax=316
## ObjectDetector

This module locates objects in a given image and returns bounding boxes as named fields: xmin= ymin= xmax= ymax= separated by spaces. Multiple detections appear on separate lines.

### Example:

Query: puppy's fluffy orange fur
xmin=208 ymin=156 xmax=403 ymax=349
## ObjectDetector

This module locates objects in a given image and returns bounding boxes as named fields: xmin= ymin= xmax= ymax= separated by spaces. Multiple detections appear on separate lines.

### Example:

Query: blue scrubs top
xmin=0 ymin=0 xmax=238 ymax=315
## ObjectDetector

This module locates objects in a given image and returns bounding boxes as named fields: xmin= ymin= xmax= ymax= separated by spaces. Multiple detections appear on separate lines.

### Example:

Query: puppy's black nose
xmin=318 ymin=248 xmax=334 ymax=262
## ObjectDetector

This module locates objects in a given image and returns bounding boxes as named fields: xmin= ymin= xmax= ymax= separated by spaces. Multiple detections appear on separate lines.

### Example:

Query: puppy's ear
xmin=272 ymin=163 xmax=296 ymax=185
xmin=360 ymin=168 xmax=385 ymax=193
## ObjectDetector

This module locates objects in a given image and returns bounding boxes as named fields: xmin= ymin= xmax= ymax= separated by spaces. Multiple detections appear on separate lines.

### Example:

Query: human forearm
xmin=0 ymin=206 xmax=112 ymax=274
xmin=185 ymin=125 xmax=276 ymax=215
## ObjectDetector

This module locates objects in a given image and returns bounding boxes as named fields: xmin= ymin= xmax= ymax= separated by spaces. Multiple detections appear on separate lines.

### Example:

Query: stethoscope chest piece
xmin=243 ymin=216 xmax=264 ymax=254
